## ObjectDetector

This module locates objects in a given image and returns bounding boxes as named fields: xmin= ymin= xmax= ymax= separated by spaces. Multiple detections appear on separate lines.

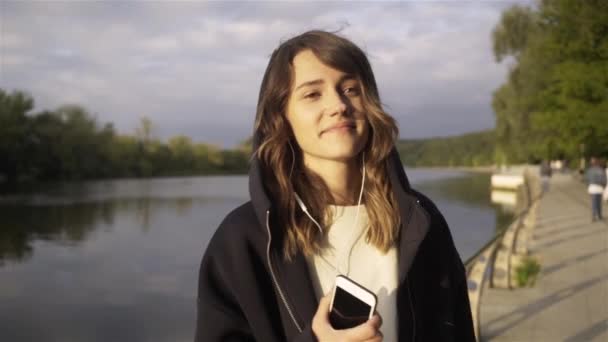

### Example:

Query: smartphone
xmin=329 ymin=275 xmax=377 ymax=330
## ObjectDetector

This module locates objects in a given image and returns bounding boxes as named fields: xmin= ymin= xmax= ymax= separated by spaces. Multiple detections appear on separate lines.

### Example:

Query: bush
xmin=515 ymin=256 xmax=541 ymax=287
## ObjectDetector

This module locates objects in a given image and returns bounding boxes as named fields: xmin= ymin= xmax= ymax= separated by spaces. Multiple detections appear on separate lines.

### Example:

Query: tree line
xmin=1 ymin=85 xmax=495 ymax=185
xmin=0 ymin=89 xmax=250 ymax=184
xmin=397 ymin=130 xmax=496 ymax=167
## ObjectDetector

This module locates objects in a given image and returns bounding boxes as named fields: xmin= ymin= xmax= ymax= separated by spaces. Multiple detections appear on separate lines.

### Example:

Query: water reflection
xmin=0 ymin=193 xmax=245 ymax=342
xmin=417 ymin=172 xmax=495 ymax=207
xmin=0 ymin=198 xmax=216 ymax=265
xmin=414 ymin=172 xmax=514 ymax=258
xmin=0 ymin=173 xmax=512 ymax=264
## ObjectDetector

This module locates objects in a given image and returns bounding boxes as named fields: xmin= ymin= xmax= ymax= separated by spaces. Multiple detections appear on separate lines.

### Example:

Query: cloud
xmin=0 ymin=0 xmax=532 ymax=146
xmin=0 ymin=32 xmax=26 ymax=49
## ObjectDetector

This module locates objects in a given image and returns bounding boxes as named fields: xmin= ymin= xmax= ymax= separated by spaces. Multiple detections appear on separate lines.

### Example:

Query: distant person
xmin=540 ymin=160 xmax=552 ymax=193
xmin=195 ymin=30 xmax=475 ymax=341
xmin=603 ymin=159 xmax=608 ymax=203
xmin=562 ymin=159 xmax=569 ymax=173
xmin=586 ymin=157 xmax=607 ymax=221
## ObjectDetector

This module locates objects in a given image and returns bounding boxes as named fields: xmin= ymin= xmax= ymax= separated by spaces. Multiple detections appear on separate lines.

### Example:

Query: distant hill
xmin=397 ymin=130 xmax=495 ymax=167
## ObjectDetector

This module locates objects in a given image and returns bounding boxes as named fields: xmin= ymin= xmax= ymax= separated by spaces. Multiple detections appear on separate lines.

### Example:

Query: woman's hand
xmin=311 ymin=294 xmax=383 ymax=342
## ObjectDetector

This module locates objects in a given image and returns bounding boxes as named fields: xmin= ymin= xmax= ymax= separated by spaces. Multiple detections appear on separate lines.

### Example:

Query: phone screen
xmin=329 ymin=286 xmax=372 ymax=329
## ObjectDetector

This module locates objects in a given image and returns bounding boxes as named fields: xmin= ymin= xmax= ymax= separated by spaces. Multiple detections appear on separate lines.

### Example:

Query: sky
xmin=0 ymin=0 xmax=533 ymax=148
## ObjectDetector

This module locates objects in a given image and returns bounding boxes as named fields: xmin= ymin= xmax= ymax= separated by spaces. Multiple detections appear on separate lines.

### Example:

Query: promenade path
xmin=480 ymin=173 xmax=608 ymax=341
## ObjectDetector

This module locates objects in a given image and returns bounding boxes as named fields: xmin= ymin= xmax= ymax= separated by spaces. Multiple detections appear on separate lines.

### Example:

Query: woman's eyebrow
xmin=339 ymin=74 xmax=357 ymax=83
xmin=295 ymin=79 xmax=324 ymax=91
xmin=294 ymin=74 xmax=357 ymax=92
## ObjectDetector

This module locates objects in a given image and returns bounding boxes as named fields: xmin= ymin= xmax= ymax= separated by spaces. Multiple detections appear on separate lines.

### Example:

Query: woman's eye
xmin=344 ymin=87 xmax=360 ymax=96
xmin=304 ymin=92 xmax=320 ymax=99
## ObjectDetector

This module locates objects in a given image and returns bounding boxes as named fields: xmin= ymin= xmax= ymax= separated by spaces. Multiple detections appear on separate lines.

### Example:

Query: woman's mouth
xmin=322 ymin=122 xmax=356 ymax=135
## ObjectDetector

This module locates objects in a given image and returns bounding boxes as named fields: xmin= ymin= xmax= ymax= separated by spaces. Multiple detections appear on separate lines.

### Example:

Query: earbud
xmin=295 ymin=192 xmax=324 ymax=233
xmin=294 ymin=192 xmax=307 ymax=212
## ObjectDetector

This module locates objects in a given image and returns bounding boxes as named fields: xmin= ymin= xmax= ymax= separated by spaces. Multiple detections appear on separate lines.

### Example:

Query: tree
xmin=491 ymin=0 xmax=608 ymax=163
xmin=135 ymin=116 xmax=154 ymax=144
xmin=168 ymin=135 xmax=196 ymax=174
xmin=0 ymin=90 xmax=35 ymax=182
xmin=53 ymin=105 xmax=102 ymax=179
xmin=492 ymin=5 xmax=538 ymax=63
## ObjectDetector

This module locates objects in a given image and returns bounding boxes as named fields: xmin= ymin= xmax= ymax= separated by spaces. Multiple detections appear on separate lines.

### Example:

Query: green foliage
xmin=515 ymin=256 xmax=541 ymax=287
xmin=397 ymin=130 xmax=496 ymax=167
xmin=0 ymin=89 xmax=250 ymax=184
xmin=492 ymin=4 xmax=538 ymax=62
xmin=492 ymin=0 xmax=608 ymax=164
xmin=0 ymin=89 xmax=35 ymax=182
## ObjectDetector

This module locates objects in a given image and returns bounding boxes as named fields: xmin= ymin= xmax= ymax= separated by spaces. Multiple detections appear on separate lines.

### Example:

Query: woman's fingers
xmin=312 ymin=295 xmax=332 ymax=337
xmin=315 ymin=295 xmax=331 ymax=319
xmin=362 ymin=329 xmax=384 ymax=342
xmin=343 ymin=316 xmax=381 ymax=341
xmin=362 ymin=319 xmax=383 ymax=342
xmin=370 ymin=314 xmax=382 ymax=329
xmin=313 ymin=295 xmax=384 ymax=342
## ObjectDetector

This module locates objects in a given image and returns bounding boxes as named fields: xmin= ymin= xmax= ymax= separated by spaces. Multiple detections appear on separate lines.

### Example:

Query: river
xmin=0 ymin=169 xmax=511 ymax=341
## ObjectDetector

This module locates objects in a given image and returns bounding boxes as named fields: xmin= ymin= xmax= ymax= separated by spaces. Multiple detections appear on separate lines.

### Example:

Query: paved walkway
xmin=480 ymin=174 xmax=608 ymax=341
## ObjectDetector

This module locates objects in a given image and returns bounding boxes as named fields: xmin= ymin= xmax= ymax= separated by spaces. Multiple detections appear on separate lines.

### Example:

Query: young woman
xmin=196 ymin=30 xmax=475 ymax=342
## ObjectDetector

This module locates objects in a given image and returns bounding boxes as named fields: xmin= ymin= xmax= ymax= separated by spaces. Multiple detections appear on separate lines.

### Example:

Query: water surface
xmin=0 ymin=170 xmax=511 ymax=341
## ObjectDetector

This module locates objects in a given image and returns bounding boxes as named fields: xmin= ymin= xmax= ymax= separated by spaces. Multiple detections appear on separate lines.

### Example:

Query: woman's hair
xmin=254 ymin=30 xmax=400 ymax=260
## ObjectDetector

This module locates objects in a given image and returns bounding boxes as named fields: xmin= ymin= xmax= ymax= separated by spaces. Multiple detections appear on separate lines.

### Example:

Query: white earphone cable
xmin=292 ymin=149 xmax=367 ymax=276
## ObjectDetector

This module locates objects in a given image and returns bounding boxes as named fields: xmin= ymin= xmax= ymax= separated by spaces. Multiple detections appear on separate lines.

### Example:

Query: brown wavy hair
xmin=254 ymin=30 xmax=400 ymax=261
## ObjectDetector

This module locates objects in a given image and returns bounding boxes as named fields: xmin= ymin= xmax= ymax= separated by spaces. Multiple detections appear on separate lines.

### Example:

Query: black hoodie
xmin=195 ymin=148 xmax=476 ymax=342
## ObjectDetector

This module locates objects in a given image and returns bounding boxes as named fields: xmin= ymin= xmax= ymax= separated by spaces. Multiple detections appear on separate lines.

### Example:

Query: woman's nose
xmin=326 ymin=90 xmax=347 ymax=116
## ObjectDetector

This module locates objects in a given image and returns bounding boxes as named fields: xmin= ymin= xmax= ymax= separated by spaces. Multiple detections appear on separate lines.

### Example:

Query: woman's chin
xmin=321 ymin=148 xmax=363 ymax=162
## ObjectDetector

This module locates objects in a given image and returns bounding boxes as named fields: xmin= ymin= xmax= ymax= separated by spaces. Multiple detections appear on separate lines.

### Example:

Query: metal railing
xmin=464 ymin=168 xmax=542 ymax=341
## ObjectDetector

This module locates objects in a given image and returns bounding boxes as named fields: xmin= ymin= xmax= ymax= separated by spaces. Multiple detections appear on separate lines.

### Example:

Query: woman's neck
xmin=303 ymin=156 xmax=362 ymax=205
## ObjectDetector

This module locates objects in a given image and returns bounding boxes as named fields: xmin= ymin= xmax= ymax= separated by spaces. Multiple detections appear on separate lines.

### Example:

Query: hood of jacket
xmin=247 ymin=131 xmax=430 ymax=277
xmin=245 ymin=131 xmax=432 ymax=335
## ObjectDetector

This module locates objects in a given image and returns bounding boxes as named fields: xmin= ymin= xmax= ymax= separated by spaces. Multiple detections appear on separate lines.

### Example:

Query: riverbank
xmin=408 ymin=165 xmax=496 ymax=173
xmin=2 ymin=165 xmax=499 ymax=194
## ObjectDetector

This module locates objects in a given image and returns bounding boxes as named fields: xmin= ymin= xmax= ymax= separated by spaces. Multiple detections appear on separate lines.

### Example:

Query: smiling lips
xmin=322 ymin=121 xmax=356 ymax=135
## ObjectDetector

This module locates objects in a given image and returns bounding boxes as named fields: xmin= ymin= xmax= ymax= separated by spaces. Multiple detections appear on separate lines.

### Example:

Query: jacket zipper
xmin=407 ymin=277 xmax=416 ymax=341
xmin=265 ymin=210 xmax=303 ymax=333
xmin=406 ymin=198 xmax=422 ymax=342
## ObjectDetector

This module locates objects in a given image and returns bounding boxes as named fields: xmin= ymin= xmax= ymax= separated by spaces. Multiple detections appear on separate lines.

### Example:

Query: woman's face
xmin=285 ymin=50 xmax=369 ymax=166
